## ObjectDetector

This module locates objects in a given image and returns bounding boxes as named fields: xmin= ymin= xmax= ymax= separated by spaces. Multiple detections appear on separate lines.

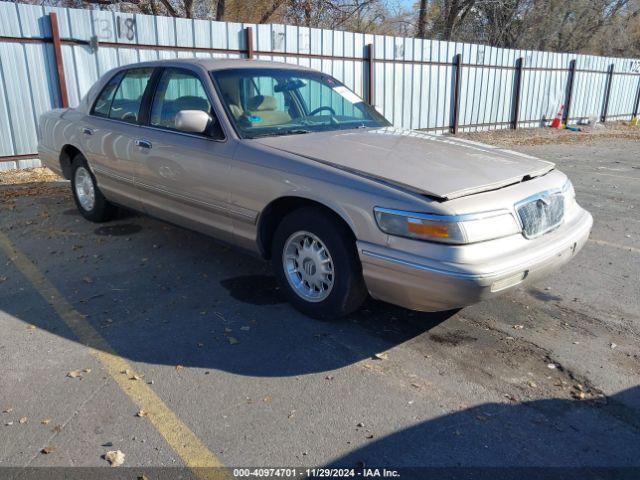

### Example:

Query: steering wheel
xmin=308 ymin=106 xmax=336 ymax=116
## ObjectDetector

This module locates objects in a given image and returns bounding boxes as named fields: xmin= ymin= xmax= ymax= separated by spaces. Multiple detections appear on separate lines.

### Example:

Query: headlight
xmin=374 ymin=207 xmax=521 ymax=244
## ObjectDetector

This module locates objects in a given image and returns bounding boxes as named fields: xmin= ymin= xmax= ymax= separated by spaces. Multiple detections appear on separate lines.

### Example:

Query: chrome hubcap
xmin=283 ymin=231 xmax=334 ymax=302
xmin=74 ymin=166 xmax=95 ymax=211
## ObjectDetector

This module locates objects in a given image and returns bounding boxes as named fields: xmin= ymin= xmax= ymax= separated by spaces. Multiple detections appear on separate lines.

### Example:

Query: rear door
xmin=131 ymin=66 xmax=235 ymax=242
xmin=80 ymin=67 xmax=154 ymax=206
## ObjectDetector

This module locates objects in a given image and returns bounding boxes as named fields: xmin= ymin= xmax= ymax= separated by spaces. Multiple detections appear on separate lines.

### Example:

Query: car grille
xmin=517 ymin=193 xmax=564 ymax=239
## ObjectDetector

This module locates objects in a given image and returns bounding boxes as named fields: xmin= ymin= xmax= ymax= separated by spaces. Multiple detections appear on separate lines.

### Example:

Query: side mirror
xmin=175 ymin=110 xmax=212 ymax=134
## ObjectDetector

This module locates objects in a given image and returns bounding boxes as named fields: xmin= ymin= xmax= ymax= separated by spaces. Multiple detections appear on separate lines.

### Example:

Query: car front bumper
xmin=357 ymin=207 xmax=593 ymax=312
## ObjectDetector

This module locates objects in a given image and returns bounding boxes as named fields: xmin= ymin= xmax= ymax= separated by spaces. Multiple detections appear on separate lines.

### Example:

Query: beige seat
xmin=216 ymin=77 xmax=244 ymax=120
xmin=246 ymin=95 xmax=291 ymax=126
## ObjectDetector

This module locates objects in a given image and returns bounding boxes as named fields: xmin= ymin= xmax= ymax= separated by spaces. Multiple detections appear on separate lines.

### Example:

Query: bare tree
xmin=416 ymin=0 xmax=427 ymax=37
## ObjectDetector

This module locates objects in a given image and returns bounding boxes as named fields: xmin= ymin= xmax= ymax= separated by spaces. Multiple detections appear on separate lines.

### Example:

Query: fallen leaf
xmin=19 ymin=417 xmax=27 ymax=424
xmin=41 ymin=418 xmax=51 ymax=425
xmin=136 ymin=410 xmax=148 ymax=417
xmin=41 ymin=446 xmax=55 ymax=454
xmin=228 ymin=337 xmax=239 ymax=345
xmin=572 ymin=390 xmax=586 ymax=400
xmin=372 ymin=352 xmax=388 ymax=360
xmin=104 ymin=450 xmax=125 ymax=467
xmin=67 ymin=370 xmax=83 ymax=379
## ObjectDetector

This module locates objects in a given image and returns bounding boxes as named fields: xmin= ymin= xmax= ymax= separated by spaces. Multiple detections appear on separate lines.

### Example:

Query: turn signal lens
xmin=407 ymin=220 xmax=449 ymax=238
xmin=374 ymin=209 xmax=466 ymax=244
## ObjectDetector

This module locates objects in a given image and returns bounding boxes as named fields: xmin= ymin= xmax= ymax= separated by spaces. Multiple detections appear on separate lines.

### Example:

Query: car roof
xmin=118 ymin=57 xmax=316 ymax=72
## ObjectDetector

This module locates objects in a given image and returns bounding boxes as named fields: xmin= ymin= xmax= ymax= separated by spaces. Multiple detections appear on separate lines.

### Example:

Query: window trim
xmin=145 ymin=66 xmax=225 ymax=141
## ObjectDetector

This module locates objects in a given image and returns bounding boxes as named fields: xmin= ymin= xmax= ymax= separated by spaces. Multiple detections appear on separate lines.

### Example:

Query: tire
xmin=271 ymin=207 xmax=367 ymax=320
xmin=70 ymin=154 xmax=117 ymax=223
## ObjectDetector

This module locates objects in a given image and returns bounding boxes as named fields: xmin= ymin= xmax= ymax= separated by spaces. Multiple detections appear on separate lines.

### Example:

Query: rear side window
xmin=92 ymin=72 xmax=123 ymax=118
xmin=108 ymin=68 xmax=153 ymax=123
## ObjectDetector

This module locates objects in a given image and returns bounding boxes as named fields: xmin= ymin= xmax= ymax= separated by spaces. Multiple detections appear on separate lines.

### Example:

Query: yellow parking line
xmin=589 ymin=238 xmax=640 ymax=254
xmin=0 ymin=231 xmax=227 ymax=478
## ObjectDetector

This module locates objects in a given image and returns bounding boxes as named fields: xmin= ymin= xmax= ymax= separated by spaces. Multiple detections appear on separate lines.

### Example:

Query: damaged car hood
xmin=253 ymin=127 xmax=555 ymax=200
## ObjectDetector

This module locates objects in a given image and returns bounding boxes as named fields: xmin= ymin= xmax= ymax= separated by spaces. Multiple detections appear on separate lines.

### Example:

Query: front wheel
xmin=70 ymin=154 xmax=117 ymax=222
xmin=271 ymin=207 xmax=367 ymax=320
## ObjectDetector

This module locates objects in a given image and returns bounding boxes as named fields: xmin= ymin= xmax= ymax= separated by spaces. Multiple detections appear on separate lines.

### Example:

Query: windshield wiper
xmin=245 ymin=128 xmax=311 ymax=139
xmin=279 ymin=128 xmax=311 ymax=135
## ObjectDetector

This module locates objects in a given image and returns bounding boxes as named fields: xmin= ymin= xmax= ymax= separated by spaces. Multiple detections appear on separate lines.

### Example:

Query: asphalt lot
xmin=1 ymin=134 xmax=639 ymax=475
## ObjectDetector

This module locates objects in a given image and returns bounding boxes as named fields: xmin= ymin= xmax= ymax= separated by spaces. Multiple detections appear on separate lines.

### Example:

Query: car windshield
xmin=210 ymin=68 xmax=390 ymax=139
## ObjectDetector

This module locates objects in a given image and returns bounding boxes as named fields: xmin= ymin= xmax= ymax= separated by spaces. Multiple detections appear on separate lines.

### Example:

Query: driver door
xmin=132 ymin=67 xmax=235 ymax=242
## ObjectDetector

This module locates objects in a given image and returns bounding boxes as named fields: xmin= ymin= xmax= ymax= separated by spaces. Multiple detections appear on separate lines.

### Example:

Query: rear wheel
xmin=272 ymin=207 xmax=367 ymax=319
xmin=70 ymin=154 xmax=116 ymax=222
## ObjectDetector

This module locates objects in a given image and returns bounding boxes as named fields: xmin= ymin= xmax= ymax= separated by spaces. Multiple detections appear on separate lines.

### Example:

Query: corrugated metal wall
xmin=1 ymin=1 xmax=640 ymax=169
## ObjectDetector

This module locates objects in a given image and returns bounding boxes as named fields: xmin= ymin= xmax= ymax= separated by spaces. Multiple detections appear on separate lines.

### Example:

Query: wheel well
xmin=257 ymin=197 xmax=356 ymax=259
xmin=59 ymin=145 xmax=83 ymax=179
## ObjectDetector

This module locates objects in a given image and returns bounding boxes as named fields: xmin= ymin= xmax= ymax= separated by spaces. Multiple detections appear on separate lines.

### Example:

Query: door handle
xmin=82 ymin=127 xmax=94 ymax=135
xmin=135 ymin=139 xmax=152 ymax=149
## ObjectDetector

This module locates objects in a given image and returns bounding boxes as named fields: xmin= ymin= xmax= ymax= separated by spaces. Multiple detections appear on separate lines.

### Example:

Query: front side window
xmin=150 ymin=69 xmax=212 ymax=132
xmin=108 ymin=68 xmax=153 ymax=123
xmin=211 ymin=68 xmax=390 ymax=139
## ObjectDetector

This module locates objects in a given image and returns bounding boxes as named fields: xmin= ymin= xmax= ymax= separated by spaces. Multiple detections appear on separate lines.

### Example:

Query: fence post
xmin=601 ymin=63 xmax=615 ymax=123
xmin=366 ymin=43 xmax=375 ymax=106
xmin=451 ymin=53 xmax=462 ymax=135
xmin=49 ymin=12 xmax=69 ymax=109
xmin=633 ymin=77 xmax=640 ymax=122
xmin=563 ymin=59 xmax=576 ymax=126
xmin=245 ymin=26 xmax=253 ymax=59
xmin=511 ymin=57 xmax=523 ymax=129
